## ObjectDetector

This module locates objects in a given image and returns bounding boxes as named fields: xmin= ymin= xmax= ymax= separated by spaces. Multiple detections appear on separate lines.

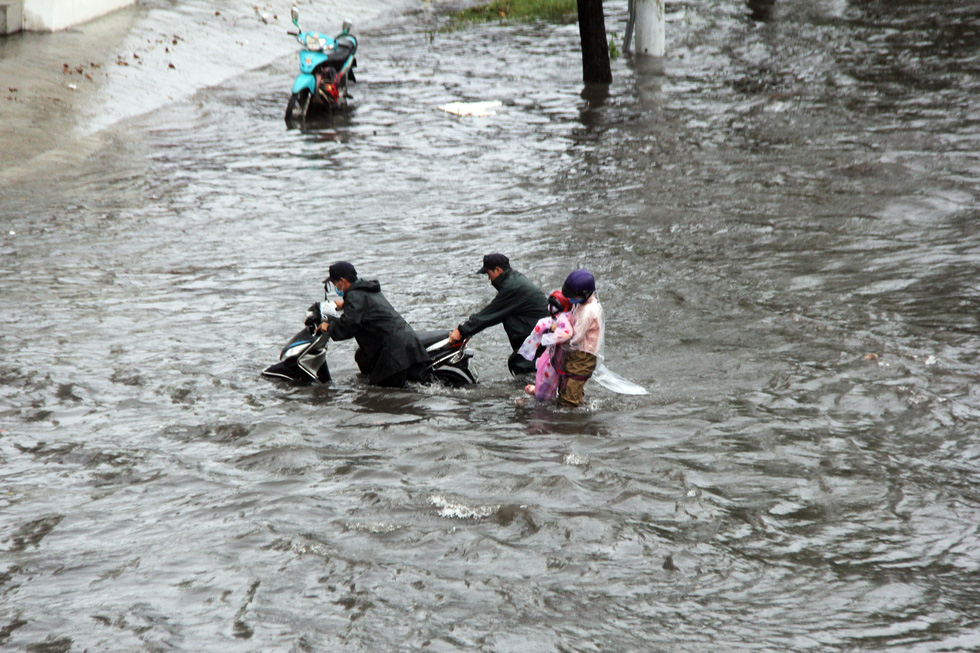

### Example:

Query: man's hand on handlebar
xmin=449 ymin=327 xmax=463 ymax=344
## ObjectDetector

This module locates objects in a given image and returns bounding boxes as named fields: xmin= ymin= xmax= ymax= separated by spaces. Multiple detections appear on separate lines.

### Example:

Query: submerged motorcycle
xmin=262 ymin=301 xmax=479 ymax=387
xmin=285 ymin=6 xmax=357 ymax=124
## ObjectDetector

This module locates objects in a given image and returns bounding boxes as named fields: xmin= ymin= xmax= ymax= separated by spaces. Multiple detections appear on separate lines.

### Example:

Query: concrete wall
xmin=1 ymin=1 xmax=24 ymax=34
xmin=22 ymin=0 xmax=135 ymax=32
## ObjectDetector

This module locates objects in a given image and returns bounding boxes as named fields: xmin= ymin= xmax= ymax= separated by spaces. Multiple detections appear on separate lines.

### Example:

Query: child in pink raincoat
xmin=517 ymin=290 xmax=574 ymax=401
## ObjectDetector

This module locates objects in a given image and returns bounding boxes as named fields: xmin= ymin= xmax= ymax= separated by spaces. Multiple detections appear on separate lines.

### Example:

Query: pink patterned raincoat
xmin=518 ymin=312 xmax=574 ymax=401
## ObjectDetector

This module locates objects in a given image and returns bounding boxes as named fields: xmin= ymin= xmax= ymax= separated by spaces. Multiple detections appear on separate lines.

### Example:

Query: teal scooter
xmin=285 ymin=6 xmax=357 ymax=124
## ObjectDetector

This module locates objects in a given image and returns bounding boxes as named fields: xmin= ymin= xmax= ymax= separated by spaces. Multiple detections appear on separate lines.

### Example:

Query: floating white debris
xmin=345 ymin=521 xmax=399 ymax=534
xmin=437 ymin=100 xmax=502 ymax=117
xmin=428 ymin=494 xmax=498 ymax=519
xmin=563 ymin=453 xmax=589 ymax=466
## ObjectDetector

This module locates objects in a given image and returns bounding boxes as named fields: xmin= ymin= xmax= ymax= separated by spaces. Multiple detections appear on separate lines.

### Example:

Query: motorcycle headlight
xmin=305 ymin=34 xmax=322 ymax=51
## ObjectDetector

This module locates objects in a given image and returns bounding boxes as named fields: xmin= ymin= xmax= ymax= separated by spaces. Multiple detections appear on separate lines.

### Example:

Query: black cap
xmin=476 ymin=253 xmax=510 ymax=274
xmin=325 ymin=261 xmax=357 ymax=283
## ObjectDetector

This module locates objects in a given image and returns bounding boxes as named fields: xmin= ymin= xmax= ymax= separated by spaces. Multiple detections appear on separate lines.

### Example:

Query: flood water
xmin=2 ymin=0 xmax=979 ymax=650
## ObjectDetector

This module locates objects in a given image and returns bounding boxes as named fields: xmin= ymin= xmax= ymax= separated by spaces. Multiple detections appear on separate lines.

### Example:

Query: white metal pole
xmin=634 ymin=0 xmax=665 ymax=57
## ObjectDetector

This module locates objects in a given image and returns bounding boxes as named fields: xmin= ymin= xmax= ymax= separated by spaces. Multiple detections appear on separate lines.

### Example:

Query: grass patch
xmin=446 ymin=0 xmax=578 ymax=29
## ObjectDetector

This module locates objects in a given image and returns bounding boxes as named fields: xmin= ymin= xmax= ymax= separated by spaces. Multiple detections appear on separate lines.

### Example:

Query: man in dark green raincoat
xmin=449 ymin=253 xmax=549 ymax=376
xmin=318 ymin=261 xmax=431 ymax=387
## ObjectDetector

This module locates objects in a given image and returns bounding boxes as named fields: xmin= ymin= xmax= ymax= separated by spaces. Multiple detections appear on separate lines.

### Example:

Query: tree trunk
xmin=747 ymin=0 xmax=776 ymax=22
xmin=577 ymin=0 xmax=612 ymax=85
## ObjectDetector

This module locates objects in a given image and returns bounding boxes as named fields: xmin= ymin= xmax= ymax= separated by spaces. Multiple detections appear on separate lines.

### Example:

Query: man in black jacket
xmin=449 ymin=253 xmax=549 ymax=375
xmin=318 ymin=261 xmax=431 ymax=388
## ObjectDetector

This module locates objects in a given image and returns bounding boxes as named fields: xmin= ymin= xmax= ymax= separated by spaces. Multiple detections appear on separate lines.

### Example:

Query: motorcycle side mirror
xmin=290 ymin=6 xmax=299 ymax=27
xmin=341 ymin=19 xmax=353 ymax=34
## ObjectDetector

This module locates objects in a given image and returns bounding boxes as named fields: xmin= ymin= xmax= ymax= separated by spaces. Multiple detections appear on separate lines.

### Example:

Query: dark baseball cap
xmin=325 ymin=261 xmax=357 ymax=283
xmin=476 ymin=253 xmax=510 ymax=274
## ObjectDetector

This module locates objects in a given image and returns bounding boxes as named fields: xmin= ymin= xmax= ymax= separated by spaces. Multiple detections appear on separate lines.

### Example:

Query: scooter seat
xmin=324 ymin=41 xmax=354 ymax=66
xmin=417 ymin=330 xmax=452 ymax=348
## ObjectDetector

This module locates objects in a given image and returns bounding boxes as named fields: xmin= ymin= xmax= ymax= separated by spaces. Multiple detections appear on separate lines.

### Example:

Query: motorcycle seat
xmin=325 ymin=40 xmax=355 ymax=65
xmin=417 ymin=330 xmax=452 ymax=348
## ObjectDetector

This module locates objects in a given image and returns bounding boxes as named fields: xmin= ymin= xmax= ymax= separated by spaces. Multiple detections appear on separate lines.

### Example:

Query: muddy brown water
xmin=1 ymin=0 xmax=979 ymax=650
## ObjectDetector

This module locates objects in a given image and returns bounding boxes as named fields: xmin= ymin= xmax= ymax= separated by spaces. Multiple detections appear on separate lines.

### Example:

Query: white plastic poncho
xmin=570 ymin=294 xmax=648 ymax=396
